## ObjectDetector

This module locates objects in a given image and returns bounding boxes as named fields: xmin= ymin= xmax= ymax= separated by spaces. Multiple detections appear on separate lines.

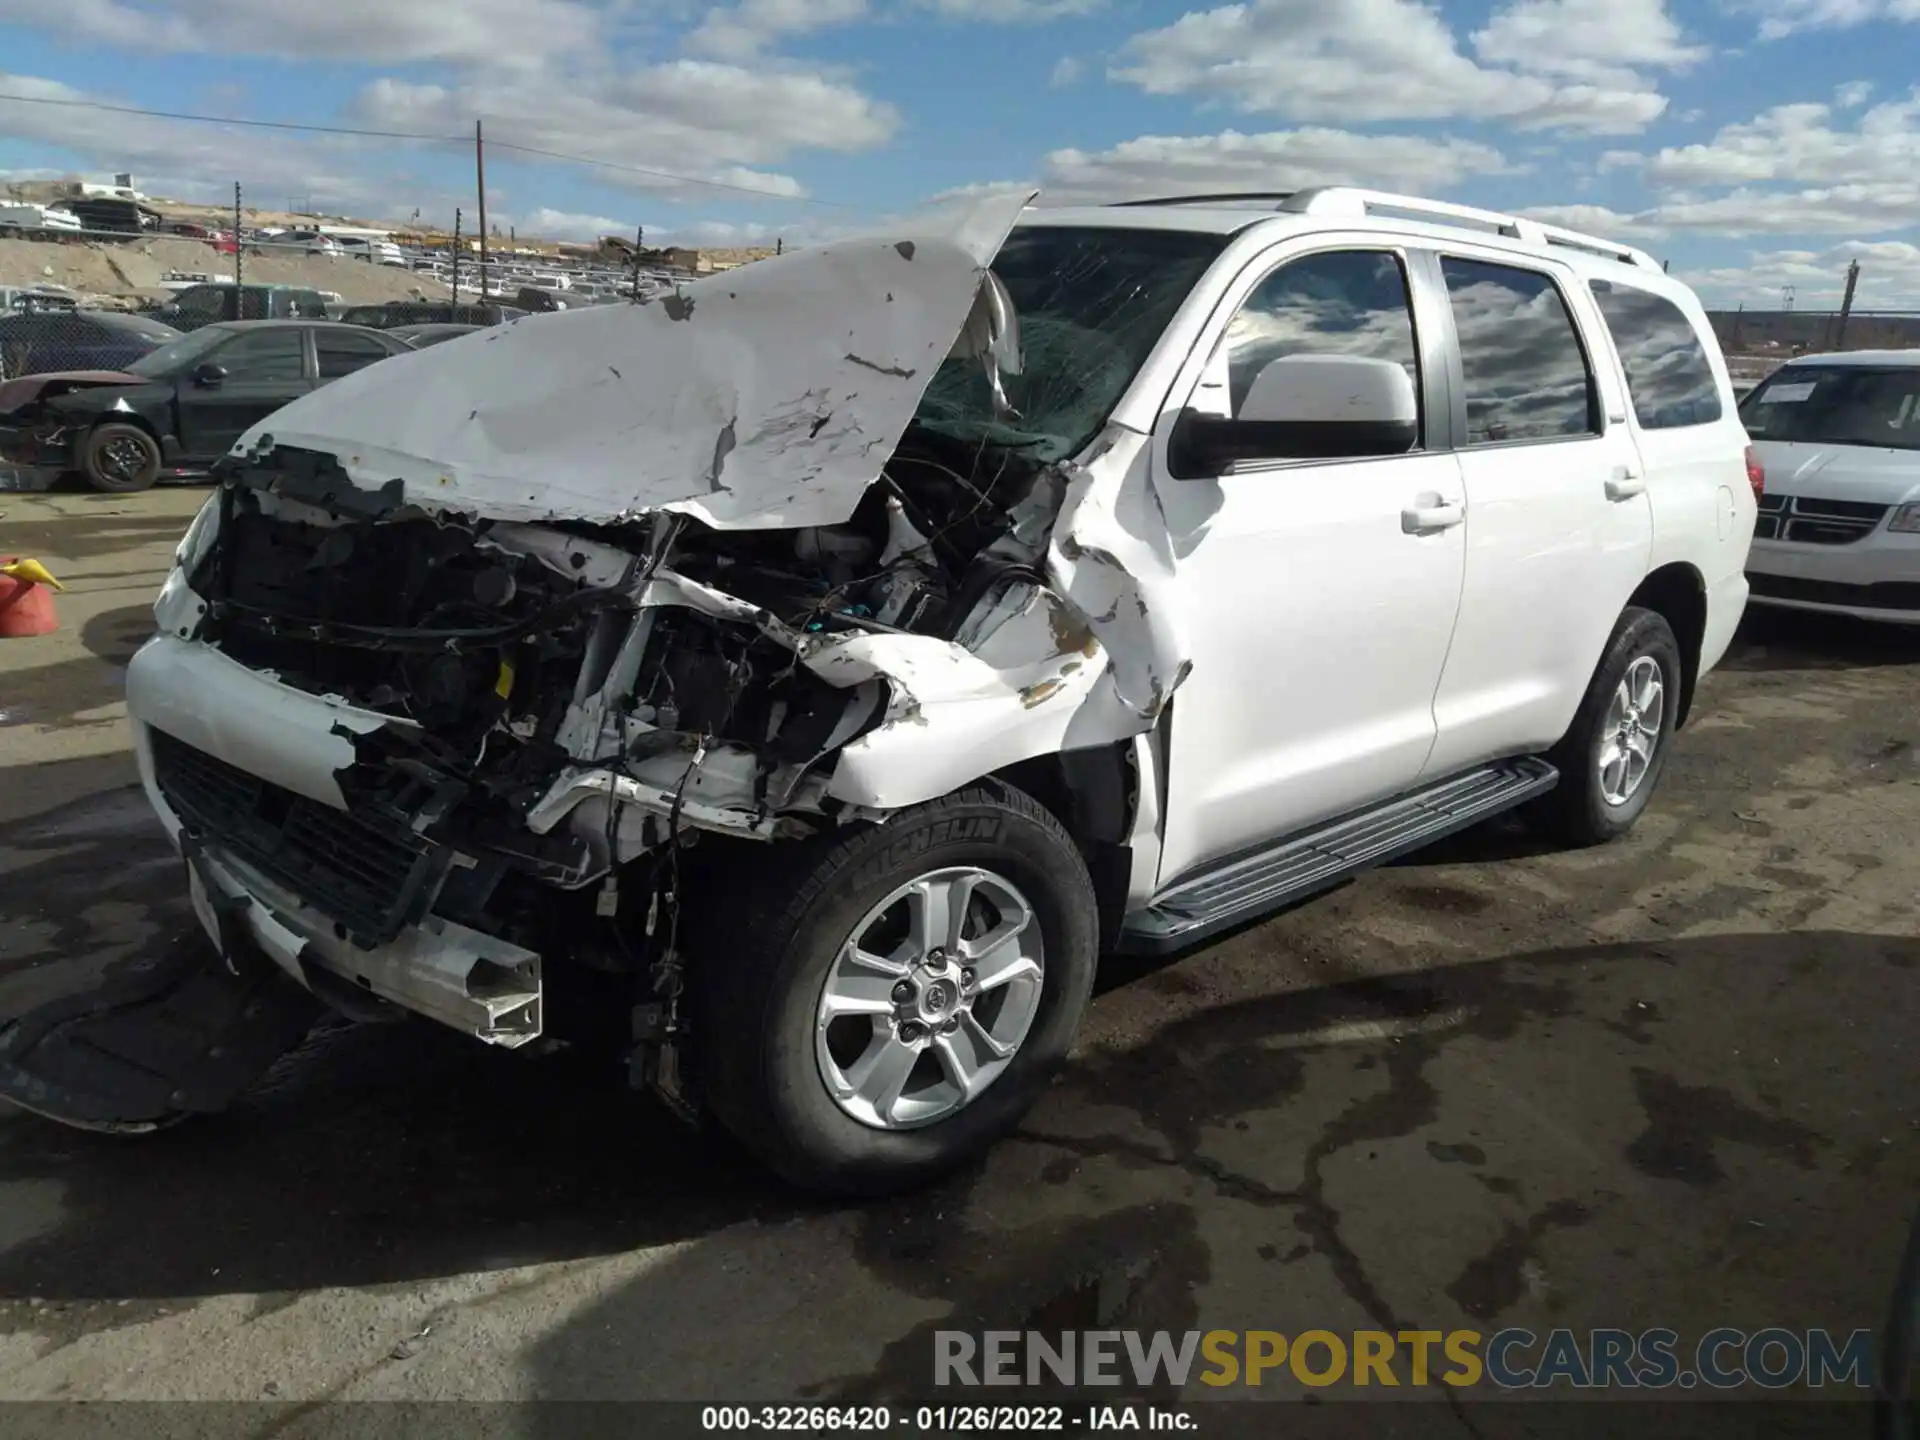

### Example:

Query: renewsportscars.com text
xmin=934 ymin=1327 xmax=1876 ymax=1391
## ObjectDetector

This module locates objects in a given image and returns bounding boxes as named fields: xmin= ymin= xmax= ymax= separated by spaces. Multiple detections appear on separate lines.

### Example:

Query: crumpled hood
xmin=0 ymin=370 xmax=143 ymax=414
xmin=234 ymin=190 xmax=1036 ymax=530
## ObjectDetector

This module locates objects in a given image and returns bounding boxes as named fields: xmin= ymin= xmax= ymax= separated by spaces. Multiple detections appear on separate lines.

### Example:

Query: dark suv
xmin=152 ymin=284 xmax=331 ymax=332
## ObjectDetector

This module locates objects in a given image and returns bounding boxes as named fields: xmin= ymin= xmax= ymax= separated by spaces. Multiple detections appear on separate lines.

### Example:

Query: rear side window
xmin=1441 ymin=257 xmax=1597 ymax=444
xmin=1588 ymin=281 xmax=1723 ymax=430
xmin=213 ymin=329 xmax=307 ymax=382
xmin=315 ymin=329 xmax=396 ymax=379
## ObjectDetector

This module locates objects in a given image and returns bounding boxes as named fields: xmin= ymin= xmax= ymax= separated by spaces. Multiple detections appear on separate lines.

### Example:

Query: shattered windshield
xmin=913 ymin=225 xmax=1228 ymax=462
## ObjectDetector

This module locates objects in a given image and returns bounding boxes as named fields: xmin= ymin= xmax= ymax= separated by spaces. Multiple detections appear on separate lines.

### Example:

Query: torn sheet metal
xmin=126 ymin=635 xmax=413 ymax=811
xmin=1043 ymin=424 xmax=1193 ymax=725
xmin=231 ymin=190 xmax=1037 ymax=531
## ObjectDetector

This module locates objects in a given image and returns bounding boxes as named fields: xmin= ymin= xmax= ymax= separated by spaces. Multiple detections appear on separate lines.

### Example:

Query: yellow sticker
xmin=494 ymin=660 xmax=515 ymax=699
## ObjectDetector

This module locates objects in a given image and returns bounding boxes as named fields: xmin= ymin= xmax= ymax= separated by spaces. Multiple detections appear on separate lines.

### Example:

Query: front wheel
xmin=1528 ymin=606 xmax=1682 ymax=846
xmin=81 ymin=422 xmax=162 ymax=493
xmin=689 ymin=781 xmax=1099 ymax=1197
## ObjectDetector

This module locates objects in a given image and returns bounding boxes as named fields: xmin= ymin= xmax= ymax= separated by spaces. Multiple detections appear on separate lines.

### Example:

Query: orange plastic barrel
xmin=0 ymin=556 xmax=59 ymax=637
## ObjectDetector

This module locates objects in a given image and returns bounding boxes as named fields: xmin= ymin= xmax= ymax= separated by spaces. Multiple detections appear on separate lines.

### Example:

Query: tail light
xmin=1744 ymin=444 xmax=1765 ymax=502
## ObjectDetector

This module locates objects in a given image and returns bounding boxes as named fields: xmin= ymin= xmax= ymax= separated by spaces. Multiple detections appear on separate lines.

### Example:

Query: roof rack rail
xmin=1108 ymin=191 xmax=1298 ymax=208
xmin=1276 ymin=187 xmax=1656 ymax=269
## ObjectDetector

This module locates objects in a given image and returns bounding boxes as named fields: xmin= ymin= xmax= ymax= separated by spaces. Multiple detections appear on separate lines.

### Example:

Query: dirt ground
xmin=0 ymin=235 xmax=450 ymax=305
xmin=0 ymin=487 xmax=1914 ymax=1429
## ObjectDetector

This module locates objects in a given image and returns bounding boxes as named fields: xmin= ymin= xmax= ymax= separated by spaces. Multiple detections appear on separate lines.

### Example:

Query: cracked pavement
xmin=0 ymin=488 xmax=1914 ymax=1425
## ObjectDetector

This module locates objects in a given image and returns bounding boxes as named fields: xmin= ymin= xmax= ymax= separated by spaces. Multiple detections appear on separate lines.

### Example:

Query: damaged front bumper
xmin=128 ymin=640 xmax=545 ymax=1047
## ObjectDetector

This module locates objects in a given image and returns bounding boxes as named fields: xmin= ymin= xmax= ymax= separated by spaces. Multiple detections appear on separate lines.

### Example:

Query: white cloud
xmin=1607 ymin=91 xmax=1920 ymax=188
xmin=1472 ymin=0 xmax=1706 ymax=82
xmin=1642 ymin=185 xmax=1920 ymax=235
xmin=686 ymin=0 xmax=870 ymax=60
xmin=0 ymin=0 xmax=600 ymax=68
xmin=1050 ymin=56 xmax=1084 ymax=86
xmin=1736 ymin=0 xmax=1920 ymax=41
xmin=1108 ymin=0 xmax=1683 ymax=134
xmin=1515 ymin=203 xmax=1665 ymax=239
xmin=507 ymin=207 xmax=636 ymax=242
xmin=357 ymin=61 xmax=898 ymax=201
xmin=1681 ymin=239 xmax=1920 ymax=306
xmin=0 ymin=72 xmax=416 ymax=212
xmin=930 ymin=127 xmax=1513 ymax=206
xmin=1836 ymin=80 xmax=1876 ymax=108
xmin=927 ymin=0 xmax=1104 ymax=18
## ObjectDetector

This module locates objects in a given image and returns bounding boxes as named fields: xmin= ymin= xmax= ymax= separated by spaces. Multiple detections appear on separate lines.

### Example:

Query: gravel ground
xmin=0 ymin=487 xmax=1914 ymax=1429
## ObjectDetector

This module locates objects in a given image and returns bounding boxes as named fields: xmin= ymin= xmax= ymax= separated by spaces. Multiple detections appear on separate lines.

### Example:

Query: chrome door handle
xmin=1606 ymin=467 xmax=1647 ymax=501
xmin=1402 ymin=498 xmax=1465 ymax=533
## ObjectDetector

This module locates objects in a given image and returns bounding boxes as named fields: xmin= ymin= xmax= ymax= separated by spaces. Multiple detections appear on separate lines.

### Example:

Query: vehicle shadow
xmin=509 ymin=926 xmax=1918 ymax=1408
xmin=0 ymin=884 xmax=1913 ymax=1322
xmin=0 ymin=603 xmax=151 ymax=729
xmin=1717 ymin=606 xmax=1920 ymax=673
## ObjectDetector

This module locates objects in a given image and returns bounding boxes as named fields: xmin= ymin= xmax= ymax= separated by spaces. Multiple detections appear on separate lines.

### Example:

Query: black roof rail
xmin=1107 ymin=191 xmax=1299 ymax=208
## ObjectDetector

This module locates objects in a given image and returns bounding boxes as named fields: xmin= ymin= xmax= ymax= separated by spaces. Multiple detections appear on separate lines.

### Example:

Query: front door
xmin=1151 ymin=244 xmax=1468 ymax=888
xmin=175 ymin=326 xmax=313 ymax=462
xmin=1420 ymin=252 xmax=1654 ymax=777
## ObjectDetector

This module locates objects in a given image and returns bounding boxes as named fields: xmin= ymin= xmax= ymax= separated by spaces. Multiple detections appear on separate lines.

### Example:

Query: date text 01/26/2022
xmin=700 ymin=1406 xmax=1196 ymax=1431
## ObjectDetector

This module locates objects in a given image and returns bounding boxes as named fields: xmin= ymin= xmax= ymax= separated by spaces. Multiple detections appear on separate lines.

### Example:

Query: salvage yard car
xmin=1741 ymin=350 xmax=1920 ymax=624
xmin=0 ymin=308 xmax=179 ymax=379
xmin=0 ymin=319 xmax=414 ymax=491
xmin=0 ymin=188 xmax=1757 ymax=1195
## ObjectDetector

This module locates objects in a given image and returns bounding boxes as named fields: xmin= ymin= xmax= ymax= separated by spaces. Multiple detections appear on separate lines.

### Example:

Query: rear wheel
xmin=81 ymin=422 xmax=162 ymax=493
xmin=689 ymin=781 xmax=1098 ymax=1197
xmin=1529 ymin=606 xmax=1681 ymax=845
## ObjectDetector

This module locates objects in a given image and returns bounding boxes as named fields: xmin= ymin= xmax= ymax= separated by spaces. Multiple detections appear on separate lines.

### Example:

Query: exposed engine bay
xmin=143 ymin=419 xmax=1078 ymax=1050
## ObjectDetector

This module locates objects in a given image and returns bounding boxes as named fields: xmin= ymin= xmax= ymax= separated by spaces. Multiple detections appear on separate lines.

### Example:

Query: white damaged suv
xmin=0 ymin=188 xmax=1756 ymax=1194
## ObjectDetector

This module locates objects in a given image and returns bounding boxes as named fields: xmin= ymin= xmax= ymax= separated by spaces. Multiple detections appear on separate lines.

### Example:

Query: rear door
xmin=1422 ymin=249 xmax=1654 ymax=777
xmin=174 ymin=327 xmax=313 ymax=460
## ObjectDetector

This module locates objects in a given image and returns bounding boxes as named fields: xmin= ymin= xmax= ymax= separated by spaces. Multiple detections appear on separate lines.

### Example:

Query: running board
xmin=1119 ymin=757 xmax=1559 ymax=956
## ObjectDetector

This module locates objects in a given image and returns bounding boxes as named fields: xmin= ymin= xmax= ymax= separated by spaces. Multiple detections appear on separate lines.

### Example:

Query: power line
xmin=0 ymin=89 xmax=837 ymax=205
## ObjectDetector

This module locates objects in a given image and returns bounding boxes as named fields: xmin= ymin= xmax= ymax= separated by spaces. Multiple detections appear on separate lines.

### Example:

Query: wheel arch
xmin=1627 ymin=562 xmax=1707 ymax=729
xmin=993 ymin=741 xmax=1138 ymax=952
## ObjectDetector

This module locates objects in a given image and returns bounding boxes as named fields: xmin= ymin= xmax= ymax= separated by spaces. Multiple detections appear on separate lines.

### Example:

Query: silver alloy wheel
xmin=1597 ymin=653 xmax=1666 ymax=807
xmin=814 ymin=866 xmax=1045 ymax=1131
xmin=100 ymin=435 xmax=148 ymax=482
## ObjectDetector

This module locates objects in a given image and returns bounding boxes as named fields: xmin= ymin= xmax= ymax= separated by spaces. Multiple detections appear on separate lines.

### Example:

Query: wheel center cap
xmin=921 ymin=980 xmax=955 ymax=1017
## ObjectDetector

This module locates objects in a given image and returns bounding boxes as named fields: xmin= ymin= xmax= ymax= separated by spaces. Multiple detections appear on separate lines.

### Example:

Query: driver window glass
xmin=1222 ymin=249 xmax=1423 ymax=447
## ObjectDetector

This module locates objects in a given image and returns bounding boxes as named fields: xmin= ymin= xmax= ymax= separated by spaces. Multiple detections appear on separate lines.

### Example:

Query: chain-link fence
xmin=0 ymin=193 xmax=702 ymax=386
xmin=1708 ymin=308 xmax=1920 ymax=394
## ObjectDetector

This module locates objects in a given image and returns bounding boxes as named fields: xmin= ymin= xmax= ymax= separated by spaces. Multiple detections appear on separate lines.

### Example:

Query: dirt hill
xmin=0 ymin=235 xmax=450 ymax=305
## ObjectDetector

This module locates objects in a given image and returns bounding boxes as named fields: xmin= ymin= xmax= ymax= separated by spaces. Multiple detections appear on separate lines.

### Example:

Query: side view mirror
xmin=1170 ymin=354 xmax=1419 ymax=477
xmin=191 ymin=362 xmax=227 ymax=388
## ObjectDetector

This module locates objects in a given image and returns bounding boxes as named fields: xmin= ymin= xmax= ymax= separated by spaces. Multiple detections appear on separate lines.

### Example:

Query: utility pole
xmin=1833 ymin=258 xmax=1862 ymax=350
xmin=475 ymin=120 xmax=489 ymax=299
xmin=232 ymin=182 xmax=243 ymax=317
xmin=450 ymin=209 xmax=462 ymax=301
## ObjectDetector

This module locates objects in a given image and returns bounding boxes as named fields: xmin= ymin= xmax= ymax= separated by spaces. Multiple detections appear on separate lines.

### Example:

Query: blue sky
xmin=0 ymin=0 xmax=1917 ymax=305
